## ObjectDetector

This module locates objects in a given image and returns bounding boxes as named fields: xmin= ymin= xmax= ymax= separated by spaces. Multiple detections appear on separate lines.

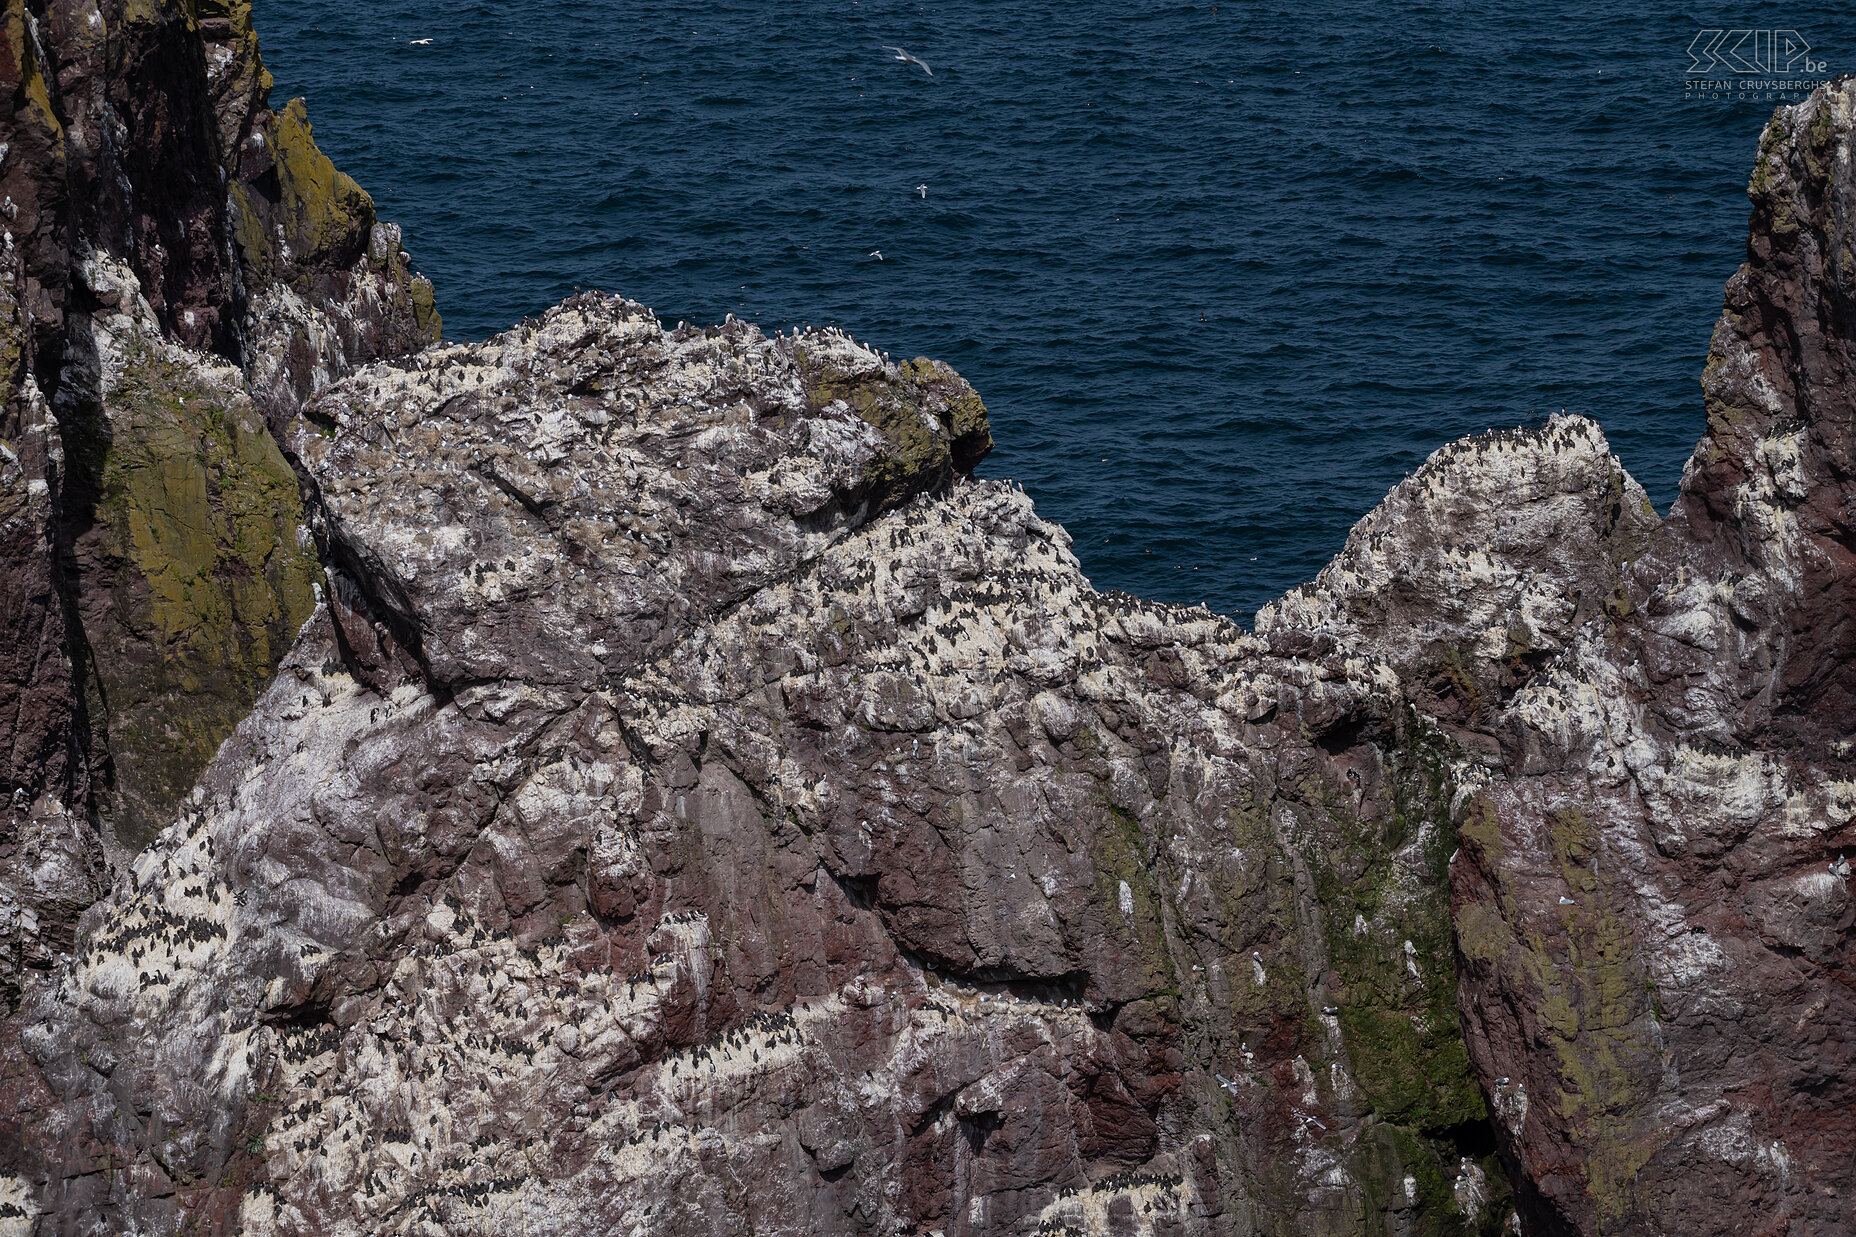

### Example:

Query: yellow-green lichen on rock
xmin=116 ymin=0 xmax=175 ymax=28
xmin=1534 ymin=807 xmax=1667 ymax=1231
xmin=0 ymin=273 xmax=23 ymax=410
xmin=194 ymin=0 xmax=274 ymax=159
xmin=793 ymin=344 xmax=992 ymax=509
xmin=1 ymin=277 xmax=35 ymax=529
xmin=1086 ymin=802 xmax=1177 ymax=996
xmin=364 ymin=222 xmax=443 ymax=345
xmin=410 ymin=272 xmax=440 ymax=340
xmin=900 ymin=355 xmax=991 ymax=457
xmin=1460 ymin=799 xmax=1669 ymax=1233
xmin=227 ymin=179 xmax=274 ymax=278
xmin=193 ymin=0 xmax=256 ymax=32
xmin=1301 ymin=717 xmax=1500 ymax=1232
xmin=228 ymin=93 xmax=443 ymax=369
xmin=87 ymin=337 xmax=319 ymax=844
xmin=4 ymin=0 xmax=67 ymax=153
xmin=1201 ymin=790 xmax=1310 ymax=1036
xmin=236 ymin=98 xmax=377 ymax=287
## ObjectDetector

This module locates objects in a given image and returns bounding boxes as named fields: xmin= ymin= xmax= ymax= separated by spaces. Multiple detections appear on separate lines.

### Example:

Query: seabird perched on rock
xmin=882 ymin=46 xmax=933 ymax=76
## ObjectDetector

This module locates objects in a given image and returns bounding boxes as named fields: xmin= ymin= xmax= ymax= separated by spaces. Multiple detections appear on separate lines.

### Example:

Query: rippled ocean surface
xmin=254 ymin=2 xmax=1848 ymax=621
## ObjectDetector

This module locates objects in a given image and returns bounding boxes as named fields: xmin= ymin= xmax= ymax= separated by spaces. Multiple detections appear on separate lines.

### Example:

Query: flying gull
xmin=882 ymin=46 xmax=933 ymax=77
xmin=916 ymin=184 xmax=928 ymax=197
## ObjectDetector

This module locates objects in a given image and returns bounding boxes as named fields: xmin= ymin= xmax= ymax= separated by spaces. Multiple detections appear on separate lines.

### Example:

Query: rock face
xmin=0 ymin=0 xmax=438 ymax=1015
xmin=0 ymin=5 xmax=1851 ymax=1234
xmin=1443 ymin=83 xmax=1856 ymax=1236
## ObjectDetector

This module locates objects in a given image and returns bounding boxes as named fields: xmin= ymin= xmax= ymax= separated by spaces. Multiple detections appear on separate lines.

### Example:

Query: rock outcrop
xmin=1442 ymin=83 xmax=1856 ymax=1236
xmin=0 ymin=6 xmax=1852 ymax=1235
xmin=0 ymin=0 xmax=437 ymax=1016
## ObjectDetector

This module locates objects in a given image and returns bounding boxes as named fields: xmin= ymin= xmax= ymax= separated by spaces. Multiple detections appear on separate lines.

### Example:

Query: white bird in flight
xmin=409 ymin=38 xmax=432 ymax=45
xmin=916 ymin=184 xmax=928 ymax=198
xmin=882 ymin=46 xmax=933 ymax=76
xmin=869 ymin=250 xmax=884 ymax=260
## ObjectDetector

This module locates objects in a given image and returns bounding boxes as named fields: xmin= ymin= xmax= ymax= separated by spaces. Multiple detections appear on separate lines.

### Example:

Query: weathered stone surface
xmin=0 ymin=0 xmax=433 ymax=1070
xmin=0 ymin=245 xmax=78 ymax=825
xmin=1445 ymin=81 xmax=1856 ymax=1237
xmin=0 ymin=247 xmax=103 ymax=1019
xmin=0 ymin=0 xmax=436 ymax=853
xmin=2 ymin=4 xmax=1855 ymax=1234
xmin=7 ymin=295 xmax=1562 ymax=1235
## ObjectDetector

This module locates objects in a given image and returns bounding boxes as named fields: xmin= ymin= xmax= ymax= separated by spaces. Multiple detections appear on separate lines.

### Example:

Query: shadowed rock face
xmin=0 ymin=0 xmax=439 ymax=988
xmin=0 ymin=5 xmax=1852 ymax=1235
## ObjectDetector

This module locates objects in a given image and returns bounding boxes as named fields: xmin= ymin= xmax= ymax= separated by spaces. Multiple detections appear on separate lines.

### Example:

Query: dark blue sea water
xmin=253 ymin=2 xmax=1849 ymax=621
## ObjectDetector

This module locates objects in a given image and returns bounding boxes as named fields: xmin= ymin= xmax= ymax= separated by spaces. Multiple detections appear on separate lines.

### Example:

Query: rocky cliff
xmin=0 ymin=6 xmax=1850 ymax=1235
xmin=0 ymin=0 xmax=436 ymax=985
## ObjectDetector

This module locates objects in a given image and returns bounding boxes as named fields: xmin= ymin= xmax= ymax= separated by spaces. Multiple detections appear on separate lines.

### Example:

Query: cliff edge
xmin=1 ymin=7 xmax=1851 ymax=1236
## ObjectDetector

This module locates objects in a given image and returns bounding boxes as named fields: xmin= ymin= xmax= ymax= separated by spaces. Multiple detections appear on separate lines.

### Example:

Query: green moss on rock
xmin=1315 ymin=716 xmax=1487 ymax=1134
xmin=793 ymin=346 xmax=993 ymax=510
xmin=88 ymin=338 xmax=319 ymax=843
xmin=1281 ymin=714 xmax=1510 ymax=1235
xmin=233 ymin=98 xmax=377 ymax=288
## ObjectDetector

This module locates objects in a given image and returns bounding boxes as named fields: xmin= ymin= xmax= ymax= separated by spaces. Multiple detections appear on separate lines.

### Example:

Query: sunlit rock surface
xmin=2 ymin=6 xmax=1854 ymax=1235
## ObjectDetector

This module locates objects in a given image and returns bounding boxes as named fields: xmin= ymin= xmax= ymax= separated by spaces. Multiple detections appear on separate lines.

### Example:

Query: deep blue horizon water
xmin=253 ymin=2 xmax=1850 ymax=622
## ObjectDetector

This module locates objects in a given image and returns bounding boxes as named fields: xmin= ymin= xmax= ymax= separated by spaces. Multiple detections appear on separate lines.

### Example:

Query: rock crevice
xmin=2 ymin=9 xmax=1854 ymax=1236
